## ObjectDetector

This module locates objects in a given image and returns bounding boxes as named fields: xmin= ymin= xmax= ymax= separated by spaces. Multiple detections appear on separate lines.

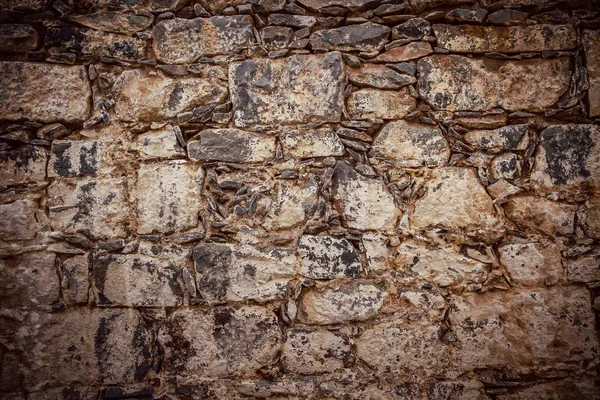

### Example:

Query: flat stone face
xmin=369 ymin=120 xmax=450 ymax=167
xmin=504 ymin=196 xmax=575 ymax=238
xmin=48 ymin=178 xmax=130 ymax=239
xmin=0 ymin=252 xmax=59 ymax=308
xmin=187 ymin=129 xmax=276 ymax=163
xmin=262 ymin=177 xmax=319 ymax=231
xmin=582 ymin=197 xmax=600 ymax=239
xmin=280 ymin=128 xmax=345 ymax=159
xmin=131 ymin=125 xmax=185 ymax=160
xmin=0 ymin=145 xmax=47 ymax=186
xmin=49 ymin=140 xmax=102 ymax=178
xmin=135 ymin=161 xmax=203 ymax=234
xmin=394 ymin=239 xmax=487 ymax=287
xmin=450 ymin=288 xmax=599 ymax=371
xmin=531 ymin=125 xmax=600 ymax=196
xmin=297 ymin=281 xmax=386 ymax=324
xmin=347 ymin=87 xmax=416 ymax=120
xmin=374 ymin=41 xmax=433 ymax=63
xmin=62 ymin=255 xmax=90 ymax=305
xmin=0 ymin=62 xmax=91 ymax=123
xmin=112 ymin=69 xmax=227 ymax=122
xmin=417 ymin=55 xmax=571 ymax=112
xmin=463 ymin=124 xmax=529 ymax=153
xmin=66 ymin=11 xmax=154 ymax=34
xmin=309 ymin=23 xmax=390 ymax=52
xmin=281 ymin=328 xmax=350 ymax=375
xmin=498 ymin=242 xmax=563 ymax=286
xmin=152 ymin=16 xmax=255 ymax=64
xmin=157 ymin=306 xmax=281 ymax=378
xmin=0 ymin=199 xmax=45 ymax=241
xmin=332 ymin=161 xmax=400 ymax=231
xmin=229 ymin=53 xmax=344 ymax=127
xmin=193 ymin=243 xmax=296 ymax=303
xmin=411 ymin=167 xmax=498 ymax=230
xmin=298 ymin=235 xmax=361 ymax=279
xmin=348 ymin=64 xmax=416 ymax=89
xmin=433 ymin=24 xmax=577 ymax=53
xmin=0 ymin=24 xmax=39 ymax=52
xmin=92 ymin=254 xmax=183 ymax=307
xmin=567 ymin=253 xmax=600 ymax=283
xmin=584 ymin=30 xmax=600 ymax=117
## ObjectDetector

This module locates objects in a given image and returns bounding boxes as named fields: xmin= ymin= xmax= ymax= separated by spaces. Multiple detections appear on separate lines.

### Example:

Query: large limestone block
xmin=0 ymin=252 xmax=59 ymax=308
xmin=0 ymin=146 xmax=47 ymax=187
xmin=498 ymin=242 xmax=563 ymax=286
xmin=504 ymin=196 xmax=575 ymax=238
xmin=0 ymin=199 xmax=45 ymax=241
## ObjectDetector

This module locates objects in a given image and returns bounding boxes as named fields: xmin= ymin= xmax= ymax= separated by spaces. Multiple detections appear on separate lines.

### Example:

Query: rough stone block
xmin=61 ymin=254 xmax=90 ymax=305
xmin=49 ymin=140 xmax=102 ymax=178
xmin=347 ymin=87 xmax=416 ymax=120
xmin=281 ymin=128 xmax=344 ymax=159
xmin=262 ymin=177 xmax=319 ymax=231
xmin=583 ymin=30 xmax=600 ymax=117
xmin=0 ymin=146 xmax=47 ymax=187
xmin=0 ymin=199 xmax=44 ymax=241
xmin=130 ymin=125 xmax=185 ymax=160
xmin=504 ymin=196 xmax=575 ymax=238
xmin=498 ymin=242 xmax=563 ymax=286
xmin=187 ymin=129 xmax=276 ymax=163
xmin=282 ymin=328 xmax=350 ymax=374
xmin=298 ymin=235 xmax=361 ymax=279
xmin=309 ymin=23 xmax=390 ymax=52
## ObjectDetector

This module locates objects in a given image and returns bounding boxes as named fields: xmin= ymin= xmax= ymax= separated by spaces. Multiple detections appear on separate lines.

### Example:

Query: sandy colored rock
xmin=262 ymin=177 xmax=319 ymax=231
xmin=370 ymin=120 xmax=450 ymax=167
xmin=131 ymin=125 xmax=185 ymax=160
xmin=498 ymin=242 xmax=563 ymax=286
xmin=0 ymin=199 xmax=45 ymax=241
xmin=490 ymin=152 xmax=520 ymax=180
xmin=463 ymin=124 xmax=529 ymax=153
xmin=66 ymin=10 xmax=154 ymax=34
xmin=417 ymin=55 xmax=571 ymax=112
xmin=362 ymin=232 xmax=390 ymax=271
xmin=347 ymin=87 xmax=416 ymax=120
xmin=61 ymin=254 xmax=90 ymax=305
xmin=309 ymin=23 xmax=390 ymax=52
xmin=348 ymin=64 xmax=416 ymax=89
xmin=229 ymin=53 xmax=344 ymax=127
xmin=504 ymin=196 xmax=575 ymax=238
xmin=282 ymin=328 xmax=350 ymax=375
xmin=0 ymin=24 xmax=39 ymax=52
xmin=298 ymin=235 xmax=361 ymax=279
xmin=496 ymin=378 xmax=600 ymax=400
xmin=281 ymin=128 xmax=344 ymax=159
xmin=374 ymin=41 xmax=433 ymax=63
xmin=582 ymin=196 xmax=600 ymax=239
xmin=0 ymin=62 xmax=91 ymax=123
xmin=0 ymin=145 xmax=47 ymax=186
xmin=567 ymin=252 xmax=600 ymax=283
xmin=583 ymin=30 xmax=600 ymax=117
xmin=49 ymin=140 xmax=102 ymax=178
xmin=187 ymin=129 xmax=276 ymax=163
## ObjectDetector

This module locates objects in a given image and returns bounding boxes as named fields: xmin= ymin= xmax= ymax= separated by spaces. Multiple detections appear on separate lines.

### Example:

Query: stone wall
xmin=0 ymin=0 xmax=599 ymax=399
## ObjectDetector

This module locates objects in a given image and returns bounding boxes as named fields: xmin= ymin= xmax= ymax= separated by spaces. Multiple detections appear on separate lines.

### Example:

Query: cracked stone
xmin=62 ymin=254 xmax=90 ymax=305
xmin=584 ymin=30 xmax=600 ymax=117
xmin=298 ymin=235 xmax=361 ymax=279
xmin=262 ymin=177 xmax=319 ymax=231
xmin=348 ymin=64 xmax=416 ymax=89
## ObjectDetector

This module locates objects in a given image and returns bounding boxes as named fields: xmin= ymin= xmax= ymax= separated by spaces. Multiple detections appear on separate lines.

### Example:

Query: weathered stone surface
xmin=0 ymin=199 xmax=45 ymax=241
xmin=157 ymin=306 xmax=281 ymax=378
xmin=496 ymin=378 xmax=600 ymax=400
xmin=131 ymin=125 xmax=185 ymax=160
xmin=0 ymin=146 xmax=47 ymax=186
xmin=445 ymin=8 xmax=488 ymax=23
xmin=411 ymin=167 xmax=498 ymax=230
xmin=498 ymin=242 xmax=563 ymax=286
xmin=450 ymin=288 xmax=598 ymax=371
xmin=263 ymin=177 xmax=319 ymax=231
xmin=61 ymin=254 xmax=89 ymax=305
xmin=297 ymin=0 xmax=376 ymax=10
xmin=282 ymin=328 xmax=350 ymax=374
xmin=112 ymin=69 xmax=227 ymax=122
xmin=433 ymin=24 xmax=577 ymax=53
xmin=463 ymin=124 xmax=528 ymax=153
xmin=281 ymin=128 xmax=344 ymax=159
xmin=370 ymin=120 xmax=450 ymax=167
xmin=0 ymin=0 xmax=47 ymax=11
xmin=417 ymin=55 xmax=571 ymax=112
xmin=0 ymin=62 xmax=91 ymax=123
xmin=374 ymin=41 xmax=433 ymax=63
xmin=193 ymin=243 xmax=295 ymax=303
xmin=93 ymin=253 xmax=183 ymax=307
xmin=531 ymin=125 xmax=600 ymax=196
xmin=347 ymin=87 xmax=416 ymax=120
xmin=348 ymin=64 xmax=416 ymax=89
xmin=583 ymin=30 xmax=600 ymax=117
xmin=268 ymin=14 xmax=316 ymax=28
xmin=135 ymin=161 xmax=203 ymax=234
xmin=75 ymin=0 xmax=186 ymax=12
xmin=309 ymin=23 xmax=390 ymax=52
xmin=152 ymin=16 xmax=255 ymax=64
xmin=394 ymin=239 xmax=487 ymax=287
xmin=0 ymin=251 xmax=59 ymax=308
xmin=229 ymin=53 xmax=344 ymax=127
xmin=332 ymin=161 xmax=400 ymax=231
xmin=0 ymin=24 xmax=39 ymax=52
xmin=490 ymin=152 xmax=520 ymax=180
xmin=49 ymin=140 xmax=102 ymax=178
xmin=48 ymin=178 xmax=130 ymax=239
xmin=504 ymin=196 xmax=575 ymax=237
xmin=567 ymin=252 xmax=600 ymax=283
xmin=261 ymin=26 xmax=294 ymax=51
xmin=46 ymin=27 xmax=146 ymax=61
xmin=362 ymin=232 xmax=390 ymax=271
xmin=187 ymin=129 xmax=275 ymax=163
xmin=298 ymin=235 xmax=361 ymax=279
xmin=392 ymin=18 xmax=431 ymax=40
xmin=582 ymin=196 xmax=600 ymax=239
xmin=66 ymin=11 xmax=154 ymax=34
xmin=298 ymin=281 xmax=386 ymax=324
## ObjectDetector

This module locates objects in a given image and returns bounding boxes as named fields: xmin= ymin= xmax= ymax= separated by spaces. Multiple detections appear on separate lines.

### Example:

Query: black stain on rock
xmin=193 ymin=244 xmax=232 ymax=302
xmin=541 ymin=125 xmax=593 ymax=185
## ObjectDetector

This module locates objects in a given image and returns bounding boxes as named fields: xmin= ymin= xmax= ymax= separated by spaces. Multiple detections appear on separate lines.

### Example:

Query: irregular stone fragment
xmin=0 ymin=252 xmax=59 ymax=308
xmin=445 ymin=8 xmax=488 ymax=23
xmin=62 ymin=254 xmax=90 ymax=305
xmin=486 ymin=178 xmax=522 ymax=199
xmin=46 ymin=27 xmax=146 ymax=61
xmin=567 ymin=252 xmax=600 ymax=283
xmin=0 ymin=199 xmax=44 ymax=241
xmin=417 ymin=55 xmax=571 ymax=112
xmin=433 ymin=24 xmax=577 ymax=53
xmin=49 ymin=140 xmax=102 ymax=178
xmin=282 ymin=328 xmax=350 ymax=374
xmin=187 ymin=129 xmax=275 ymax=163
xmin=268 ymin=13 xmax=316 ymax=27
xmin=411 ymin=167 xmax=498 ymax=230
xmin=490 ymin=152 xmax=520 ymax=180
xmin=75 ymin=0 xmax=186 ymax=12
xmin=298 ymin=281 xmax=386 ymax=324
xmin=309 ymin=23 xmax=390 ymax=52
xmin=135 ymin=161 xmax=203 ymax=234
xmin=261 ymin=26 xmax=294 ymax=51
xmin=281 ymin=128 xmax=344 ymax=159
xmin=362 ymin=232 xmax=390 ymax=271
xmin=370 ymin=120 xmax=450 ymax=167
xmin=583 ymin=30 xmax=600 ymax=117
xmin=113 ymin=69 xmax=227 ymax=122
xmin=152 ymin=16 xmax=255 ymax=64
xmin=394 ymin=239 xmax=487 ymax=287
xmin=450 ymin=288 xmax=598 ymax=371
xmin=48 ymin=178 xmax=130 ymax=239
xmin=93 ymin=253 xmax=183 ymax=307
xmin=463 ymin=124 xmax=528 ymax=153
xmin=157 ymin=306 xmax=281 ymax=378
xmin=262 ymin=177 xmax=319 ymax=231
xmin=504 ymin=196 xmax=575 ymax=237
xmin=496 ymin=378 xmax=600 ymax=400
xmin=347 ymin=87 xmax=416 ymax=120
xmin=582 ymin=197 xmax=600 ymax=239
xmin=0 ymin=0 xmax=47 ymax=11
xmin=66 ymin=11 xmax=154 ymax=34
xmin=348 ymin=64 xmax=416 ymax=89
xmin=297 ymin=0 xmax=377 ymax=10
xmin=235 ymin=379 xmax=316 ymax=398
xmin=298 ymin=235 xmax=361 ymax=279
xmin=229 ymin=53 xmax=344 ymax=127
xmin=392 ymin=18 xmax=431 ymax=40
xmin=487 ymin=8 xmax=527 ymax=25
xmin=531 ymin=124 xmax=600 ymax=196
xmin=0 ymin=24 xmax=39 ymax=52
xmin=131 ymin=125 xmax=185 ymax=160
xmin=498 ymin=242 xmax=563 ymax=286
xmin=374 ymin=41 xmax=432 ymax=63
xmin=0 ymin=62 xmax=91 ymax=123
xmin=193 ymin=243 xmax=295 ymax=303
xmin=0 ymin=145 xmax=47 ymax=186
xmin=332 ymin=161 xmax=400 ymax=231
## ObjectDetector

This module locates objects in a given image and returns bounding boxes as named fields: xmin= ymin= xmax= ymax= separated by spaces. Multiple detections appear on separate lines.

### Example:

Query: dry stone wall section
xmin=0 ymin=0 xmax=600 ymax=399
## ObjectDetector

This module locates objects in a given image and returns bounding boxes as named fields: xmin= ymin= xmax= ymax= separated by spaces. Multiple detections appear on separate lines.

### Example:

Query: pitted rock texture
xmin=1 ymin=1 xmax=599 ymax=399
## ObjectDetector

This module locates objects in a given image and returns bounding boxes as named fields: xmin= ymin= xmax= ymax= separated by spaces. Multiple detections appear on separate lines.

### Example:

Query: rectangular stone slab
xmin=229 ymin=52 xmax=344 ymax=127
